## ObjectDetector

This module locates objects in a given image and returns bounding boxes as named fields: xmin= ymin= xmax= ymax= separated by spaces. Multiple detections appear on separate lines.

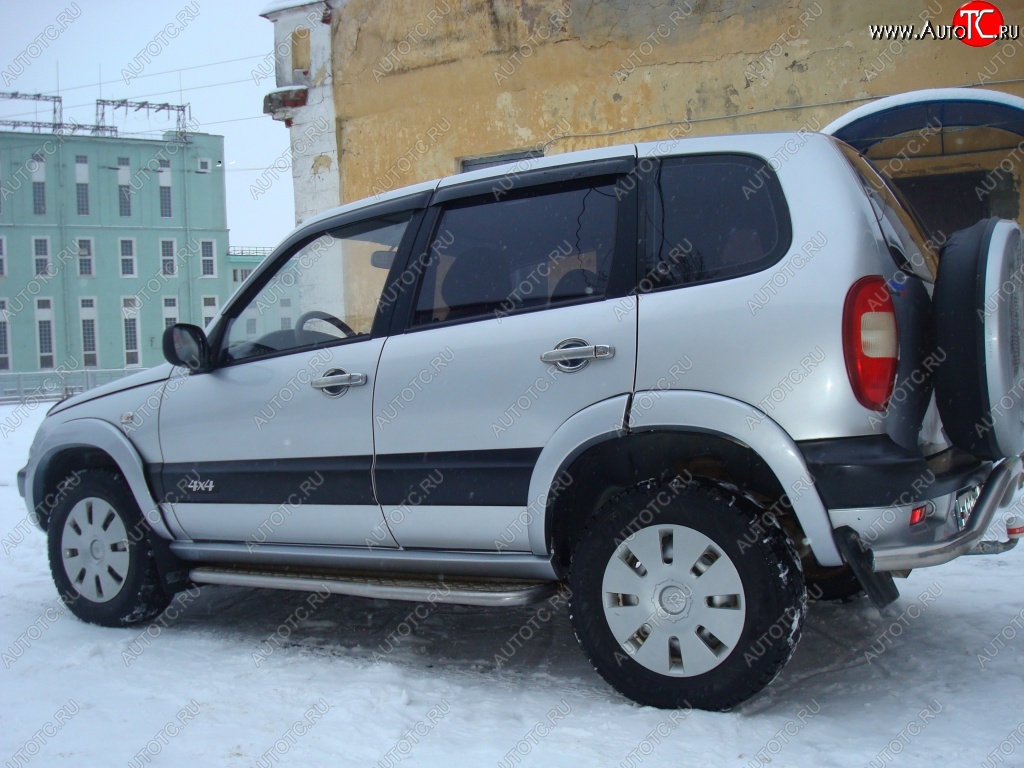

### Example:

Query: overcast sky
xmin=0 ymin=0 xmax=295 ymax=247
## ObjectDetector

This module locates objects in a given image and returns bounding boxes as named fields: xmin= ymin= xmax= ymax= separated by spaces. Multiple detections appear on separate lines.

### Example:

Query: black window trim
xmin=387 ymin=160 xmax=639 ymax=336
xmin=638 ymin=152 xmax=793 ymax=295
xmin=206 ymin=190 xmax=432 ymax=370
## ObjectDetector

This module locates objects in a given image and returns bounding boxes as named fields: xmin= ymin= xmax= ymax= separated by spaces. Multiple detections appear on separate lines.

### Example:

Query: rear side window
xmin=646 ymin=154 xmax=792 ymax=289
xmin=412 ymin=180 xmax=618 ymax=326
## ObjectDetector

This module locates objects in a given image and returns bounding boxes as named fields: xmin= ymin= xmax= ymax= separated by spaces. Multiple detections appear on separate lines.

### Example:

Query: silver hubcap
xmin=601 ymin=524 xmax=746 ymax=677
xmin=60 ymin=498 xmax=131 ymax=603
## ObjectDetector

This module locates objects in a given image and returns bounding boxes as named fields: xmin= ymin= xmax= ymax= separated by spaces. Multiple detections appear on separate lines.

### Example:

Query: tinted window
xmin=221 ymin=213 xmax=411 ymax=364
xmin=412 ymin=181 xmax=618 ymax=326
xmin=647 ymin=155 xmax=791 ymax=289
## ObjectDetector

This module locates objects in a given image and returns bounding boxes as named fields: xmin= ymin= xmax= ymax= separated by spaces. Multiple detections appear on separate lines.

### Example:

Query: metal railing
xmin=0 ymin=368 xmax=147 ymax=405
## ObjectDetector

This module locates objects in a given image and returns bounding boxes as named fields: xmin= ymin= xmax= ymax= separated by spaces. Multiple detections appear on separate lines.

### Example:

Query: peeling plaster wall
xmin=267 ymin=0 xmax=1024 ymax=218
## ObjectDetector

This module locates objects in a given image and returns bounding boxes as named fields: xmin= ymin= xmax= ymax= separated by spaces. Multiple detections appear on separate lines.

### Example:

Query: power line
xmin=1 ymin=77 xmax=262 ymax=120
xmin=36 ymin=54 xmax=271 ymax=96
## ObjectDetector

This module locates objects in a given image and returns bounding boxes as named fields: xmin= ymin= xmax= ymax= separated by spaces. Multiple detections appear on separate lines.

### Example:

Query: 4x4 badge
xmin=186 ymin=478 xmax=215 ymax=493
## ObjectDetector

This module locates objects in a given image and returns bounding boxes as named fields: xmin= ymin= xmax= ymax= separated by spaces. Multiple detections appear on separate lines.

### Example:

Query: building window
xmin=197 ymin=158 xmax=211 ymax=173
xmin=163 ymin=296 xmax=178 ymax=328
xmin=232 ymin=268 xmax=253 ymax=283
xmin=202 ymin=296 xmax=217 ymax=327
xmin=33 ymin=238 xmax=50 ymax=276
xmin=246 ymin=317 xmax=257 ymax=338
xmin=118 ymin=185 xmax=132 ymax=217
xmin=0 ymin=238 xmax=5 ymax=277
xmin=161 ymin=240 xmax=177 ymax=276
xmin=33 ymin=181 xmax=46 ymax=215
xmin=122 ymin=298 xmax=140 ymax=367
xmin=120 ymin=239 xmax=136 ymax=277
xmin=118 ymin=157 xmax=130 ymax=167
xmin=281 ymin=316 xmax=293 ymax=331
xmin=77 ymin=239 xmax=93 ymax=277
xmin=158 ymin=159 xmax=170 ymax=169
xmin=159 ymin=186 xmax=172 ymax=218
xmin=0 ymin=299 xmax=9 ymax=370
xmin=37 ymin=297 xmax=54 ymax=370
xmin=76 ymin=183 xmax=89 ymax=215
xmin=201 ymin=240 xmax=216 ymax=276
xmin=75 ymin=155 xmax=88 ymax=164
xmin=80 ymin=298 xmax=98 ymax=368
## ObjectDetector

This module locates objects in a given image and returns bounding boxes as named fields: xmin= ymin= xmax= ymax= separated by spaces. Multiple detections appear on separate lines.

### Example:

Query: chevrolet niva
xmin=19 ymin=132 xmax=1024 ymax=709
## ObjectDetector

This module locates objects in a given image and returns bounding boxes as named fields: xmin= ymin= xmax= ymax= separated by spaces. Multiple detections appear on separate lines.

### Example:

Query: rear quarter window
xmin=646 ymin=154 xmax=792 ymax=290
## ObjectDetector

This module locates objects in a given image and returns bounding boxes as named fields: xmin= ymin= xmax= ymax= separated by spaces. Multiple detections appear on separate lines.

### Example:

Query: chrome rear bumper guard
xmin=870 ymin=456 xmax=1022 ymax=572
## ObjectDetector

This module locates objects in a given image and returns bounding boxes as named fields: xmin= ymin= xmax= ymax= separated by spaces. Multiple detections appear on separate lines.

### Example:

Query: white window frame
xmin=77 ymin=237 xmax=95 ymax=278
xmin=119 ymin=238 xmax=137 ymax=278
xmin=197 ymin=158 xmax=211 ymax=173
xmin=33 ymin=236 xmax=50 ymax=276
xmin=160 ymin=238 xmax=177 ymax=276
xmin=0 ymin=298 xmax=10 ymax=370
xmin=162 ymin=296 xmax=178 ymax=328
xmin=202 ymin=295 xmax=218 ymax=328
xmin=200 ymin=239 xmax=216 ymax=278
xmin=122 ymin=296 xmax=141 ymax=367
xmin=36 ymin=297 xmax=55 ymax=370
xmin=79 ymin=297 xmax=98 ymax=368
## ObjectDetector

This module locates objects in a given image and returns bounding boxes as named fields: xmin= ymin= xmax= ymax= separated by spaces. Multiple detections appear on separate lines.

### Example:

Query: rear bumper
xmin=799 ymin=437 xmax=1022 ymax=572
xmin=798 ymin=436 xmax=990 ymax=508
xmin=867 ymin=456 xmax=1021 ymax=571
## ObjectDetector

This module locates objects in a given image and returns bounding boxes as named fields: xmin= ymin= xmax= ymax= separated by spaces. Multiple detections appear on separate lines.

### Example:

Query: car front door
xmin=157 ymin=201 xmax=425 ymax=548
xmin=371 ymin=155 xmax=639 ymax=552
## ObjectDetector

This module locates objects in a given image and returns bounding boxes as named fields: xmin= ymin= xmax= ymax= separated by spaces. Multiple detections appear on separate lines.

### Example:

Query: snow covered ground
xmin=2 ymin=402 xmax=1024 ymax=768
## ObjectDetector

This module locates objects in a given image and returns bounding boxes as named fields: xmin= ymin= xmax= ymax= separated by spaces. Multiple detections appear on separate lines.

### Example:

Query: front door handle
xmin=540 ymin=339 xmax=614 ymax=372
xmin=540 ymin=345 xmax=614 ymax=363
xmin=311 ymin=369 xmax=367 ymax=397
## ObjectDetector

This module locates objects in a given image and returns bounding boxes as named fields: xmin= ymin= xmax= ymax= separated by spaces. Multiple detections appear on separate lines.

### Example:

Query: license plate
xmin=954 ymin=486 xmax=980 ymax=531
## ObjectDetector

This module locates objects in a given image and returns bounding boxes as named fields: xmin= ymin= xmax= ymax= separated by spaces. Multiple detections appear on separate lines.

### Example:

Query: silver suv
xmin=18 ymin=132 xmax=1024 ymax=710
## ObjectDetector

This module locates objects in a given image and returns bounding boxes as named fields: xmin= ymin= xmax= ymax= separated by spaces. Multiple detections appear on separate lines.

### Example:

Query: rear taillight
xmin=843 ymin=276 xmax=898 ymax=411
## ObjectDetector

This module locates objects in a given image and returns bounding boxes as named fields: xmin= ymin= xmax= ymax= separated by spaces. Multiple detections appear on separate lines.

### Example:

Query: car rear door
xmin=371 ymin=153 xmax=639 ymax=551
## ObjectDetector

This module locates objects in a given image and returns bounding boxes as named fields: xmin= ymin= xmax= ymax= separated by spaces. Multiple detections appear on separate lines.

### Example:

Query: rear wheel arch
xmin=547 ymin=429 xmax=809 ymax=574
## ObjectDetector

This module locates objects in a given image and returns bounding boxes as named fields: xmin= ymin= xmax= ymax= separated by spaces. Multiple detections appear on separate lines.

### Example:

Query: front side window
xmin=645 ymin=154 xmax=792 ymax=290
xmin=221 ymin=213 xmax=412 ymax=364
xmin=412 ymin=181 xmax=618 ymax=327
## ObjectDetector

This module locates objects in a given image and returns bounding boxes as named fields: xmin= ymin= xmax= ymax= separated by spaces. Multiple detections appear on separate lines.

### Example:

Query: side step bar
xmin=189 ymin=567 xmax=560 ymax=608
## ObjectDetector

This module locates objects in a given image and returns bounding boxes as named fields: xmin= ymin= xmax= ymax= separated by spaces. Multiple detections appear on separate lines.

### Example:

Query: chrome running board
xmin=189 ymin=566 xmax=560 ymax=607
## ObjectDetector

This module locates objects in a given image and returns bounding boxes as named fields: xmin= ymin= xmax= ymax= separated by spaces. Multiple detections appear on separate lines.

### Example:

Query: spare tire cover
xmin=934 ymin=218 xmax=1024 ymax=460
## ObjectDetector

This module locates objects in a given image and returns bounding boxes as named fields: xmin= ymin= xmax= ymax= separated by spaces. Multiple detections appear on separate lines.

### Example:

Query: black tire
xmin=47 ymin=470 xmax=171 ymax=627
xmin=569 ymin=478 xmax=806 ymax=710
xmin=805 ymin=565 xmax=863 ymax=602
xmin=934 ymin=218 xmax=1024 ymax=460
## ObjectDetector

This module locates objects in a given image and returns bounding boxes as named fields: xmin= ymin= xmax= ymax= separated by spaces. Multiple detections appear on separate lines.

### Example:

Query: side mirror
xmin=163 ymin=324 xmax=210 ymax=372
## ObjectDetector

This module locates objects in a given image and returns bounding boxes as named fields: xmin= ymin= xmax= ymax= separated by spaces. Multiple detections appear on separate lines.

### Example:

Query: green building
xmin=0 ymin=128 xmax=236 ymax=374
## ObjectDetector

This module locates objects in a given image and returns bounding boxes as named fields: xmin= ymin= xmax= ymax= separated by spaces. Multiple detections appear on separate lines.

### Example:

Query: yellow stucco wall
xmin=321 ymin=0 xmax=1024 ymax=210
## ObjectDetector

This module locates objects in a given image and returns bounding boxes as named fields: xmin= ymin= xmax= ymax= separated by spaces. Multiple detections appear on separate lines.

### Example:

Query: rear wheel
xmin=569 ymin=478 xmax=806 ymax=710
xmin=47 ymin=470 xmax=171 ymax=627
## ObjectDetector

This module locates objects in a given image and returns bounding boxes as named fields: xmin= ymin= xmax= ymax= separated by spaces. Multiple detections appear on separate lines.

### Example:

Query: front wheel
xmin=569 ymin=478 xmax=806 ymax=710
xmin=47 ymin=470 xmax=171 ymax=627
